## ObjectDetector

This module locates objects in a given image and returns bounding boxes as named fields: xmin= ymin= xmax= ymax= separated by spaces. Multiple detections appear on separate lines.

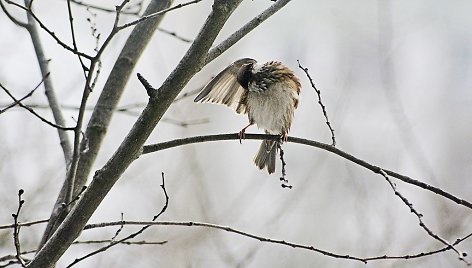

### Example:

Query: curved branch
xmin=142 ymin=133 xmax=472 ymax=211
xmin=0 ymin=0 xmax=27 ymax=27
xmin=83 ymin=220 xmax=472 ymax=264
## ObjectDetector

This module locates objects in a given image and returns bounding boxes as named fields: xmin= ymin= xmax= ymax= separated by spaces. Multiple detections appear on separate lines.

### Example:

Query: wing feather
xmin=194 ymin=58 xmax=256 ymax=113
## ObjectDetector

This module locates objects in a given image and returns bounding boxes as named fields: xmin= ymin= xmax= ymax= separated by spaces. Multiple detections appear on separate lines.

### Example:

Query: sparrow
xmin=194 ymin=58 xmax=301 ymax=174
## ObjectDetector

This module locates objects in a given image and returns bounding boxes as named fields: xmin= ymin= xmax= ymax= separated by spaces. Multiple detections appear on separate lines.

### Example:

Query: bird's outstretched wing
xmin=194 ymin=58 xmax=256 ymax=113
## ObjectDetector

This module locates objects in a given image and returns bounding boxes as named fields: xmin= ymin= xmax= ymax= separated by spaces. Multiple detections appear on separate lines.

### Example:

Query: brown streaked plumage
xmin=194 ymin=58 xmax=301 ymax=174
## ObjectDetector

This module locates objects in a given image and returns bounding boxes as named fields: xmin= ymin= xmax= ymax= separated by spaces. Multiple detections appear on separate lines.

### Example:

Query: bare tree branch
xmin=5 ymin=0 xmax=93 ymax=60
xmin=0 ymin=75 xmax=45 ymax=114
xmin=277 ymin=143 xmax=291 ymax=189
xmin=157 ymin=27 xmax=193 ymax=43
xmin=11 ymin=190 xmax=26 ymax=267
xmin=65 ymin=0 xmax=89 ymax=77
xmin=27 ymin=1 xmax=245 ymax=266
xmin=72 ymin=239 xmax=167 ymax=245
xmin=36 ymin=0 xmax=146 ymax=250
xmin=206 ymin=0 xmax=293 ymax=64
xmin=297 ymin=60 xmax=336 ymax=146
xmin=0 ymin=81 xmax=74 ymax=131
xmin=83 ymin=220 xmax=472 ymax=264
xmin=379 ymin=169 xmax=469 ymax=264
xmin=142 ymin=133 xmax=472 ymax=211
xmin=71 ymin=0 xmax=173 ymax=203
xmin=0 ymin=220 xmax=48 ymax=230
xmin=66 ymin=173 xmax=169 ymax=267
xmin=68 ymin=0 xmax=143 ymax=15
xmin=24 ymin=2 xmax=74 ymax=160
xmin=0 ymin=0 xmax=27 ymax=27
xmin=117 ymin=0 xmax=203 ymax=31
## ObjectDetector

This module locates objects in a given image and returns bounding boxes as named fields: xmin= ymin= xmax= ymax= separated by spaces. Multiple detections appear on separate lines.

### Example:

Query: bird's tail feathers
xmin=253 ymin=140 xmax=278 ymax=174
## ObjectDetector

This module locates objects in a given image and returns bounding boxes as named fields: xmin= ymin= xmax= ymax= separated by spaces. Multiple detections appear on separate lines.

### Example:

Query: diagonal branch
xmin=5 ymin=0 xmax=93 ymax=60
xmin=117 ymin=0 xmax=203 ymax=30
xmin=0 ymin=81 xmax=74 ymax=131
xmin=27 ymin=1 xmax=244 ymax=267
xmin=72 ymin=0 xmax=172 ymax=204
xmin=205 ymin=0 xmax=293 ymax=64
xmin=0 ymin=76 xmax=44 ymax=114
xmin=141 ymin=133 xmax=472 ymax=211
xmin=379 ymin=169 xmax=468 ymax=263
xmin=66 ymin=173 xmax=168 ymax=268
xmin=0 ymin=0 xmax=27 ymax=27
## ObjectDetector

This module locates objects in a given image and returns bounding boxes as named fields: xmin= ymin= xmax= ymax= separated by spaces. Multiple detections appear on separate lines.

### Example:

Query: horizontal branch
xmin=142 ymin=133 xmax=472 ymax=211
xmin=84 ymin=220 xmax=472 ymax=264
xmin=0 ymin=219 xmax=48 ymax=230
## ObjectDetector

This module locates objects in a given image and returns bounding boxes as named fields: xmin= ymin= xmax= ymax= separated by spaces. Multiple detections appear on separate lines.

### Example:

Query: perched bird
xmin=194 ymin=58 xmax=301 ymax=174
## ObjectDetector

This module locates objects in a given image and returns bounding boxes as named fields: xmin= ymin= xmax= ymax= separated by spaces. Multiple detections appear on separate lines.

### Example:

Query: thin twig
xmin=379 ymin=169 xmax=469 ymax=264
xmin=2 ymin=86 xmax=201 ymax=112
xmin=142 ymin=133 xmax=472 ymax=211
xmin=4 ymin=0 xmax=93 ymax=60
xmin=0 ymin=0 xmax=27 ymax=27
xmin=66 ymin=173 xmax=169 ymax=267
xmin=206 ymin=0 xmax=292 ymax=64
xmin=62 ymin=0 xmax=130 ymax=218
xmin=277 ymin=143 xmax=291 ymax=189
xmin=85 ymin=220 xmax=368 ymax=263
xmin=157 ymin=27 xmax=193 ymax=43
xmin=85 ymin=7 xmax=100 ymax=52
xmin=117 ymin=0 xmax=203 ymax=31
xmin=0 ymin=220 xmax=48 ymax=230
xmin=73 ymin=239 xmax=167 ymax=245
xmin=297 ymin=60 xmax=336 ymax=146
xmin=84 ymin=220 xmax=472 ymax=264
xmin=0 ymin=250 xmax=35 ymax=264
xmin=0 ymin=80 xmax=74 ymax=131
xmin=68 ymin=0 xmax=142 ymax=15
xmin=65 ymin=0 xmax=88 ymax=78
xmin=1 ymin=102 xmax=209 ymax=126
xmin=111 ymin=213 xmax=124 ymax=242
xmin=11 ymin=190 xmax=26 ymax=267
xmin=0 ymin=76 xmax=44 ymax=114
xmin=70 ymin=0 xmax=191 ymax=43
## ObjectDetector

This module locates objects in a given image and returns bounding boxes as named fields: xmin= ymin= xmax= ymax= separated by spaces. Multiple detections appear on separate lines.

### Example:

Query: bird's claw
xmin=238 ymin=130 xmax=246 ymax=144
xmin=280 ymin=133 xmax=288 ymax=143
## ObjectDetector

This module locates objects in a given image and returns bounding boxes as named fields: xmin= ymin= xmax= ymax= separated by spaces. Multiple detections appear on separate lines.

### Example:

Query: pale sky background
xmin=1 ymin=0 xmax=472 ymax=267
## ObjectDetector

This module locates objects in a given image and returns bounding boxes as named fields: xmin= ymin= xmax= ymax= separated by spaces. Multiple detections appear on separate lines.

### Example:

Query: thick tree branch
xmin=27 ymin=1 xmax=243 ymax=267
xmin=142 ymin=133 xmax=472 ymax=211
xmin=72 ymin=0 xmax=172 ymax=200
xmin=36 ymin=0 xmax=137 ymax=251
xmin=23 ymin=0 xmax=73 ymax=163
